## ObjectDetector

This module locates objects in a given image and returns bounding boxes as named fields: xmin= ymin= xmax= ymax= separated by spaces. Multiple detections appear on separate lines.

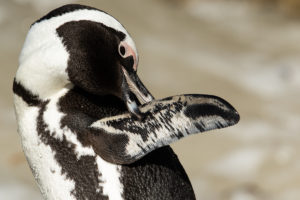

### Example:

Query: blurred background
xmin=1 ymin=0 xmax=300 ymax=199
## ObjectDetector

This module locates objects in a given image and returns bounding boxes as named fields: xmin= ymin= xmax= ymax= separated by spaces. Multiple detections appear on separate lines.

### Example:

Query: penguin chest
xmin=14 ymin=94 xmax=124 ymax=200
xmin=14 ymin=95 xmax=77 ymax=200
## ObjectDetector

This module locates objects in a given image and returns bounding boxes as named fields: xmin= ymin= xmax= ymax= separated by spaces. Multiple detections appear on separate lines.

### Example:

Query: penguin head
xmin=15 ymin=4 xmax=152 ymax=117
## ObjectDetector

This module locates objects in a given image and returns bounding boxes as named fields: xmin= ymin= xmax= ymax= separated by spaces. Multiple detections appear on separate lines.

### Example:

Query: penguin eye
xmin=119 ymin=44 xmax=126 ymax=57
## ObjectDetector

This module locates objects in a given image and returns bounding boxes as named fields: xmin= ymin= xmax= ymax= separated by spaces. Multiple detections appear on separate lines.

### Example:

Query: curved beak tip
xmin=121 ymin=67 xmax=154 ymax=120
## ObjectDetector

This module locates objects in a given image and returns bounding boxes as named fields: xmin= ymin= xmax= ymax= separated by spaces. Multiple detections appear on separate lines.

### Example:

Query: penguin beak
xmin=121 ymin=66 xmax=154 ymax=119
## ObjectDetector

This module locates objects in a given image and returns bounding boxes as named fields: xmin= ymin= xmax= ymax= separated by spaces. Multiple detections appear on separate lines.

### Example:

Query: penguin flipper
xmin=89 ymin=94 xmax=239 ymax=164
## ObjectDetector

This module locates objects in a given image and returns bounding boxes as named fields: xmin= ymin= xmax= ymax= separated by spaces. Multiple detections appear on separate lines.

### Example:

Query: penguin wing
xmin=89 ymin=94 xmax=240 ymax=164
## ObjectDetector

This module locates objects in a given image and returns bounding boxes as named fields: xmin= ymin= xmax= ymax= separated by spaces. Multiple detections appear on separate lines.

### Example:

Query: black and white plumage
xmin=13 ymin=4 xmax=239 ymax=200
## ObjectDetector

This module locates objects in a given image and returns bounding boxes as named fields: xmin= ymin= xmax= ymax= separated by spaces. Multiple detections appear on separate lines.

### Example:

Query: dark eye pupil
xmin=120 ymin=46 xmax=126 ymax=56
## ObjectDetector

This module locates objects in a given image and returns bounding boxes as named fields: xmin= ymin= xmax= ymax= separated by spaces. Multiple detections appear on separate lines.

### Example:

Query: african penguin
xmin=13 ymin=4 xmax=240 ymax=200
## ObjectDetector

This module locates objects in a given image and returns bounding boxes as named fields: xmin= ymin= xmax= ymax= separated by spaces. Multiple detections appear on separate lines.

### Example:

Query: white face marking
xmin=16 ymin=25 xmax=70 ymax=100
xmin=16 ymin=8 xmax=138 ymax=100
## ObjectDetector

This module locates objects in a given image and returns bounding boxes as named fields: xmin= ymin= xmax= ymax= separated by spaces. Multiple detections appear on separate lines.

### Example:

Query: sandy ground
xmin=1 ymin=0 xmax=300 ymax=199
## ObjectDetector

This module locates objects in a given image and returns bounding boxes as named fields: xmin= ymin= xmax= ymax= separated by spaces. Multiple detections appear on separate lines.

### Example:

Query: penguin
xmin=13 ymin=4 xmax=239 ymax=200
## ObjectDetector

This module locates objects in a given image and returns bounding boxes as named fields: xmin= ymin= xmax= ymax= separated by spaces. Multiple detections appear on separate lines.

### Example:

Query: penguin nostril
xmin=119 ymin=45 xmax=126 ymax=57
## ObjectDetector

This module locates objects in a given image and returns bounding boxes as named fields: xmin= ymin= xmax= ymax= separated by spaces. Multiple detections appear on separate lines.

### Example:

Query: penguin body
xmin=13 ymin=4 xmax=239 ymax=200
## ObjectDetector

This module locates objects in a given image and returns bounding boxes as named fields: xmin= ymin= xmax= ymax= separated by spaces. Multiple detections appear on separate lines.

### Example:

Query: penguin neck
xmin=14 ymin=85 xmax=125 ymax=200
xmin=15 ymin=60 xmax=70 ymax=100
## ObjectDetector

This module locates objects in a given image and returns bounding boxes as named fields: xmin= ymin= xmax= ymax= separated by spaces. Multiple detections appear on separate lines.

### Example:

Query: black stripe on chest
xmin=12 ymin=81 xmax=114 ymax=199
xmin=33 ymin=86 xmax=128 ymax=200
xmin=13 ymin=79 xmax=42 ymax=106
xmin=37 ymin=100 xmax=109 ymax=200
